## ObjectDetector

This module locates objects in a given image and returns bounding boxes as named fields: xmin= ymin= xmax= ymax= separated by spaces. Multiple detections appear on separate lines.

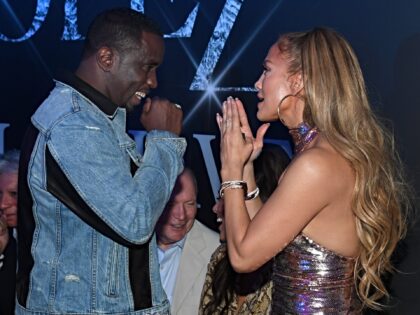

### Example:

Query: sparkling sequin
xmin=289 ymin=122 xmax=319 ymax=154
xmin=271 ymin=234 xmax=362 ymax=314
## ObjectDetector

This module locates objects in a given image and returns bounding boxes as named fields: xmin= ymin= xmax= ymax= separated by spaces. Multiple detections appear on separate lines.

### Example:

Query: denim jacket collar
xmin=55 ymin=71 xmax=119 ymax=117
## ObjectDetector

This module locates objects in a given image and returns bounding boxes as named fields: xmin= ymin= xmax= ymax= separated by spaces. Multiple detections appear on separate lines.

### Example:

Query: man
xmin=0 ymin=150 xmax=19 ymax=315
xmin=155 ymin=169 xmax=219 ymax=315
xmin=17 ymin=8 xmax=185 ymax=315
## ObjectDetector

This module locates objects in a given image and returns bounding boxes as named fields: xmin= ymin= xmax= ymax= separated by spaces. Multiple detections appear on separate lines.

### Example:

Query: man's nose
xmin=147 ymin=70 xmax=158 ymax=89
xmin=0 ymin=194 xmax=9 ymax=210
xmin=172 ymin=203 xmax=186 ymax=220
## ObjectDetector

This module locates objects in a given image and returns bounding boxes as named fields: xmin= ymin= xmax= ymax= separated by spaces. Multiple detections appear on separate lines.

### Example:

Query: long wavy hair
xmin=277 ymin=27 xmax=412 ymax=310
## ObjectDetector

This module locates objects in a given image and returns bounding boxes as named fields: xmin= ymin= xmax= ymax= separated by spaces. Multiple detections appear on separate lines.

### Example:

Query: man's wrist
xmin=147 ymin=129 xmax=181 ymax=138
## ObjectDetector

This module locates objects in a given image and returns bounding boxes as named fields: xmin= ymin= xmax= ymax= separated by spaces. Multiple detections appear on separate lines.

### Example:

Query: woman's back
xmin=243 ymin=135 xmax=359 ymax=271
xmin=298 ymin=135 xmax=359 ymax=258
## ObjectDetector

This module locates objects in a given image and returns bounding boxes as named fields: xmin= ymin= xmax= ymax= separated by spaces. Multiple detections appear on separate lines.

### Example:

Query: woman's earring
xmin=277 ymin=94 xmax=294 ymax=125
xmin=276 ymin=93 xmax=305 ymax=125
xmin=276 ymin=104 xmax=286 ymax=124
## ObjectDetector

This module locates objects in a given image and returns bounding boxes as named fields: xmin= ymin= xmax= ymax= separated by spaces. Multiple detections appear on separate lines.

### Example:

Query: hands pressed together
xmin=216 ymin=97 xmax=270 ymax=180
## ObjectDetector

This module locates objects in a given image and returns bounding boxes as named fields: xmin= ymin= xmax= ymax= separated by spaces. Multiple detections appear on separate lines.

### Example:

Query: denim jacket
xmin=16 ymin=75 xmax=186 ymax=315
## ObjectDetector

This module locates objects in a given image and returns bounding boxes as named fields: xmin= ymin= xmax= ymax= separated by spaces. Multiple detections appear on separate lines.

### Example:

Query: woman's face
xmin=254 ymin=43 xmax=302 ymax=127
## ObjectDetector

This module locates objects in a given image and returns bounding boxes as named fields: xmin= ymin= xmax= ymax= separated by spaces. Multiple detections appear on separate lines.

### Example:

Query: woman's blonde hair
xmin=277 ymin=27 xmax=411 ymax=310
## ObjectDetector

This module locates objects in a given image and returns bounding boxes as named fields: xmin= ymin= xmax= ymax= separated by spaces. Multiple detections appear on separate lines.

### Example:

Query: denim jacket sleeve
xmin=47 ymin=113 xmax=186 ymax=245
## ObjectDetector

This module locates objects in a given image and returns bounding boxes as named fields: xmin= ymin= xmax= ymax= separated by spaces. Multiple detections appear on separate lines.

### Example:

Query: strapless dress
xmin=271 ymin=233 xmax=362 ymax=314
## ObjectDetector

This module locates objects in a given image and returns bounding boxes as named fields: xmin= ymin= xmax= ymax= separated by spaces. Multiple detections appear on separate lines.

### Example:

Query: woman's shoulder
xmin=286 ymin=146 xmax=334 ymax=178
xmin=291 ymin=139 xmax=349 ymax=176
xmin=279 ymin=141 xmax=353 ymax=196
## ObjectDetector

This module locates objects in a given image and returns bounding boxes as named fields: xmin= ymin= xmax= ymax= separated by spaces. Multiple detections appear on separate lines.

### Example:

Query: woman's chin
xmin=256 ymin=111 xmax=265 ymax=121
xmin=256 ymin=111 xmax=274 ymax=122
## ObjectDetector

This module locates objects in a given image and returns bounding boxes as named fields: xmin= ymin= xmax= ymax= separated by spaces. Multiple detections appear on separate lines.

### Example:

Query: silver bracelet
xmin=245 ymin=187 xmax=260 ymax=200
xmin=219 ymin=180 xmax=248 ymax=199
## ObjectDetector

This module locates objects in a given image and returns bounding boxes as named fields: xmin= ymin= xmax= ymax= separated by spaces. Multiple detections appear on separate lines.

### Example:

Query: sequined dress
xmin=271 ymin=233 xmax=362 ymax=314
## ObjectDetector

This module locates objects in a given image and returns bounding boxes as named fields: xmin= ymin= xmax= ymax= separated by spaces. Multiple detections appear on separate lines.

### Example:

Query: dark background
xmin=1 ymin=1 xmax=419 ymax=313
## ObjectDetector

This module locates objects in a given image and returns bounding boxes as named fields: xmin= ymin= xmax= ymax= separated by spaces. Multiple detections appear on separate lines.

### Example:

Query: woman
xmin=216 ymin=28 xmax=410 ymax=313
xmin=200 ymin=146 xmax=290 ymax=314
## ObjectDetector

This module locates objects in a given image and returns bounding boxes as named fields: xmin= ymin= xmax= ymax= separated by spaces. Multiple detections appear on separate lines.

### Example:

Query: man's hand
xmin=140 ymin=97 xmax=183 ymax=136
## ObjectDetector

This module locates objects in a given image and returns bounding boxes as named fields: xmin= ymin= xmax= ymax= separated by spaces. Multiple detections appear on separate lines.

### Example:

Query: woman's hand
xmin=217 ymin=97 xmax=253 ymax=179
xmin=234 ymin=98 xmax=270 ymax=165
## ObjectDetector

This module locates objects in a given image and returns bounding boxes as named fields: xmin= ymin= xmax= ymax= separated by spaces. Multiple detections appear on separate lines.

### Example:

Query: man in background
xmin=156 ymin=168 xmax=219 ymax=315
xmin=0 ymin=150 xmax=19 ymax=315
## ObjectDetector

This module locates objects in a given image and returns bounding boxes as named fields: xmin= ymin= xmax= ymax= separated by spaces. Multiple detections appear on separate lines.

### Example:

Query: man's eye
xmin=143 ymin=65 xmax=155 ymax=72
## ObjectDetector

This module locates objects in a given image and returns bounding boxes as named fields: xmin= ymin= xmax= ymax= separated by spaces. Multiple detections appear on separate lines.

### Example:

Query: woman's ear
xmin=291 ymin=72 xmax=304 ymax=95
xmin=96 ymin=46 xmax=115 ymax=72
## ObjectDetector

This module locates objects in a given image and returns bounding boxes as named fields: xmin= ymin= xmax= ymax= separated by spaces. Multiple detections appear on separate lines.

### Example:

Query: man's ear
xmin=96 ymin=46 xmax=116 ymax=72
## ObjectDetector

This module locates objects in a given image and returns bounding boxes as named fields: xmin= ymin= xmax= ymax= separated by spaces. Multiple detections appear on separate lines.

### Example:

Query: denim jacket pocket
xmin=126 ymin=143 xmax=141 ymax=168
xmin=106 ymin=242 xmax=120 ymax=297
